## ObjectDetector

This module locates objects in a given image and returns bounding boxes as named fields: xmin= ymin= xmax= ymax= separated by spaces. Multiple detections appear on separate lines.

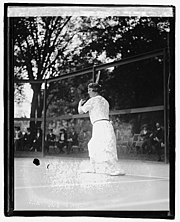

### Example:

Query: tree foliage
xmin=46 ymin=16 xmax=170 ymax=116
xmin=13 ymin=16 xmax=82 ymax=129
xmin=13 ymin=16 xmax=171 ymax=130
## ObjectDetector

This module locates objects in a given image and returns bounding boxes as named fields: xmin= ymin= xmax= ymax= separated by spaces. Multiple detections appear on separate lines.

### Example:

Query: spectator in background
xmin=67 ymin=127 xmax=79 ymax=154
xmin=151 ymin=122 xmax=164 ymax=161
xmin=78 ymin=130 xmax=87 ymax=152
xmin=23 ymin=127 xmax=33 ymax=151
xmin=46 ymin=129 xmax=56 ymax=154
xmin=140 ymin=125 xmax=152 ymax=154
xmin=14 ymin=126 xmax=23 ymax=151
xmin=57 ymin=128 xmax=67 ymax=153
xmin=78 ymin=130 xmax=91 ymax=153
xmin=31 ymin=128 xmax=42 ymax=152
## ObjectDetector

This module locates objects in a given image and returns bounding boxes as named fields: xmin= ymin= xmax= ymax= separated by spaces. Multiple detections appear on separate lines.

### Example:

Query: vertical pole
xmin=6 ymin=16 xmax=14 ymax=215
xmin=42 ymin=80 xmax=47 ymax=157
xmin=92 ymin=65 xmax=96 ymax=83
xmin=163 ymin=49 xmax=168 ymax=163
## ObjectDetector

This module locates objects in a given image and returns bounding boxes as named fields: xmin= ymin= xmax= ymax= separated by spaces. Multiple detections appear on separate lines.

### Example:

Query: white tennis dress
xmin=81 ymin=95 xmax=125 ymax=175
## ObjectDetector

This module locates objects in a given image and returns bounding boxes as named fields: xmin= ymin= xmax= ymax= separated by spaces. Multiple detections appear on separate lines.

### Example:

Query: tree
xmin=58 ymin=17 xmax=170 ymax=109
xmin=13 ymin=16 xmax=83 ymax=130
xmin=14 ymin=16 xmax=171 ymax=130
xmin=76 ymin=17 xmax=170 ymax=61
xmin=71 ymin=16 xmax=170 ymax=107
xmin=49 ymin=16 xmax=170 ymax=133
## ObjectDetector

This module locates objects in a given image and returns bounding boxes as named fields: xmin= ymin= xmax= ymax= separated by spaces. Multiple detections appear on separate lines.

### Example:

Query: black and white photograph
xmin=4 ymin=2 xmax=176 ymax=219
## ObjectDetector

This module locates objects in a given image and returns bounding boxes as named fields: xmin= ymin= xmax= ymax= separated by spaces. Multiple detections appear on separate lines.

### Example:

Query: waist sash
xmin=93 ymin=119 xmax=110 ymax=124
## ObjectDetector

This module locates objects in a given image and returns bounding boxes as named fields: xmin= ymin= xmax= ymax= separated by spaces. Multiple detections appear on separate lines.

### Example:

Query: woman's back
xmin=88 ymin=95 xmax=109 ymax=123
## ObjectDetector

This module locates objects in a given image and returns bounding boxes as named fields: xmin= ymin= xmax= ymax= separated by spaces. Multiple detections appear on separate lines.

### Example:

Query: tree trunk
xmin=30 ymin=83 xmax=43 ymax=133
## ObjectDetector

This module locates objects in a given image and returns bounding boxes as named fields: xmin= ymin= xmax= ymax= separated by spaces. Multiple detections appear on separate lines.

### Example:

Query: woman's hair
xmin=60 ymin=128 xmax=66 ymax=133
xmin=88 ymin=83 xmax=101 ymax=93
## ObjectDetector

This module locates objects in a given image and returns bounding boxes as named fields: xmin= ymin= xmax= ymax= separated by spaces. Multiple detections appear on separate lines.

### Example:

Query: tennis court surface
xmin=14 ymin=156 xmax=169 ymax=211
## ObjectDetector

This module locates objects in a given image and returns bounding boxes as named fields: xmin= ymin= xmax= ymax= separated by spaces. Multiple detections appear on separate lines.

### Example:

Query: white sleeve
xmin=81 ymin=98 xmax=93 ymax=113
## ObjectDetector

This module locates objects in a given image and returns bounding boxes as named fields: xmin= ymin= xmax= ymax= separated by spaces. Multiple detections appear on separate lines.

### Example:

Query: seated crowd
xmin=14 ymin=126 xmax=87 ymax=154
xmin=14 ymin=126 xmax=43 ymax=152
xmin=14 ymin=121 xmax=164 ymax=161
xmin=45 ymin=127 xmax=79 ymax=154
xmin=135 ymin=122 xmax=164 ymax=161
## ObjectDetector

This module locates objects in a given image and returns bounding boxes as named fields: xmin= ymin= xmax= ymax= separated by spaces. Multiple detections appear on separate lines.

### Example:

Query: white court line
xmin=125 ymin=173 xmax=169 ymax=180
xmin=15 ymin=177 xmax=168 ymax=190
xmin=15 ymin=165 xmax=41 ymax=169
xmin=103 ymin=198 xmax=169 ymax=209
xmin=65 ymin=198 xmax=169 ymax=210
